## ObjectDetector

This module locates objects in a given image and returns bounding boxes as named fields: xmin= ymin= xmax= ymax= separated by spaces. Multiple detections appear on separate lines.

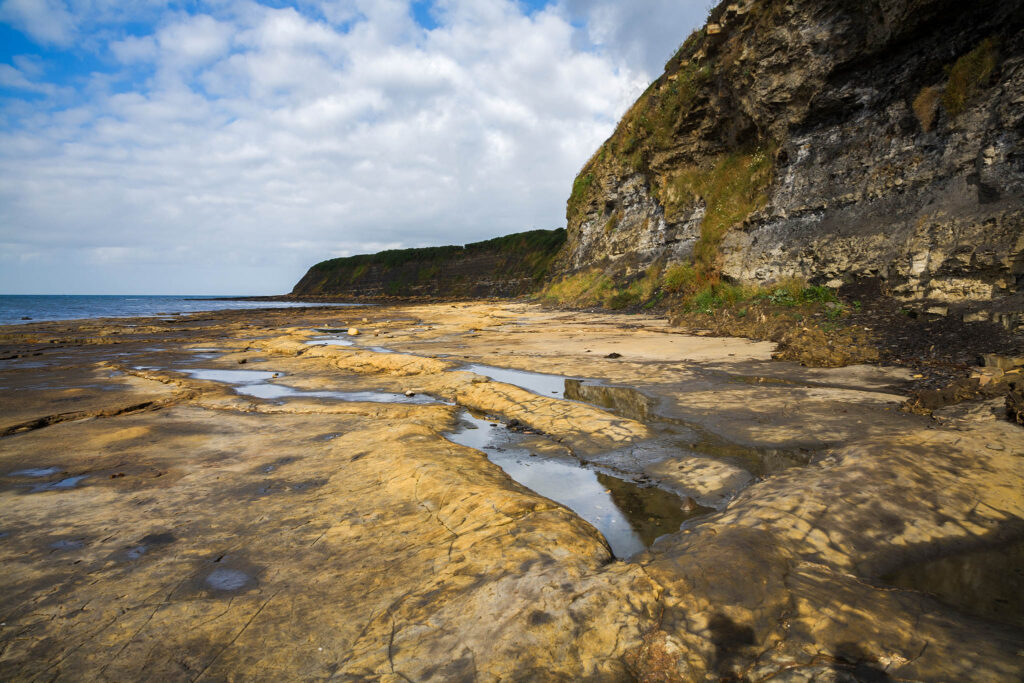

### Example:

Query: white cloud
xmin=156 ymin=14 xmax=234 ymax=67
xmin=561 ymin=0 xmax=709 ymax=75
xmin=0 ymin=63 xmax=58 ymax=94
xmin=0 ymin=0 xmax=700 ymax=294
xmin=0 ymin=0 xmax=76 ymax=46
xmin=110 ymin=34 xmax=158 ymax=63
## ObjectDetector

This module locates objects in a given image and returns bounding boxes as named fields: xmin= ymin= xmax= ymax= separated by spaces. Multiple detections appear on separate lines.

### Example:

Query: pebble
xmin=986 ymin=443 xmax=1005 ymax=451
xmin=348 ymin=328 xmax=359 ymax=336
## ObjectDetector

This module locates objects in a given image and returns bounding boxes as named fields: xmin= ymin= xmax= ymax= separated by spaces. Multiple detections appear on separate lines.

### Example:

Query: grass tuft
xmin=912 ymin=86 xmax=941 ymax=132
xmin=657 ymin=146 xmax=775 ymax=276
xmin=942 ymin=38 xmax=998 ymax=117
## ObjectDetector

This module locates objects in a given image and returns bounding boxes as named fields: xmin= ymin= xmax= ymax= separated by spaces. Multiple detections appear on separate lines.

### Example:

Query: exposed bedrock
xmin=564 ymin=0 xmax=1024 ymax=303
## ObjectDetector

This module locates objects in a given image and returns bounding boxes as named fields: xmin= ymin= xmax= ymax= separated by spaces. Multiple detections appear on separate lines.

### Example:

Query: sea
xmin=0 ymin=295 xmax=361 ymax=327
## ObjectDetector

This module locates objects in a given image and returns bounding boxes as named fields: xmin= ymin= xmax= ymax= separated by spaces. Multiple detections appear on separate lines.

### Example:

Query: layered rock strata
xmin=564 ymin=0 xmax=1024 ymax=303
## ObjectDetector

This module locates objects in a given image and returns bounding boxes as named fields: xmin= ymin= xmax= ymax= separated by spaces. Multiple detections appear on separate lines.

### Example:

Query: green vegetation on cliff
xmin=291 ymin=229 xmax=566 ymax=298
xmin=914 ymin=37 xmax=1000 ymax=131
xmin=564 ymin=0 xmax=777 ymax=298
xmin=943 ymin=37 xmax=999 ymax=116
xmin=656 ymin=145 xmax=775 ymax=275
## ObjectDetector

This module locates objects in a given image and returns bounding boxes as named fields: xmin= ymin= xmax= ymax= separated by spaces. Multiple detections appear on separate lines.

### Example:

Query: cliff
xmin=563 ymin=0 xmax=1023 ymax=303
xmin=291 ymin=229 xmax=565 ymax=298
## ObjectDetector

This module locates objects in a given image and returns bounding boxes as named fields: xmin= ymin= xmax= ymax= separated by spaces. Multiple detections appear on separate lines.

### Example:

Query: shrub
xmin=539 ymin=269 xmax=614 ymax=307
xmin=801 ymin=285 xmax=838 ymax=304
xmin=567 ymin=173 xmax=595 ymax=224
xmin=604 ymin=265 xmax=662 ymax=309
xmin=942 ymin=38 xmax=998 ymax=117
xmin=912 ymin=86 xmax=941 ymax=132
xmin=662 ymin=263 xmax=697 ymax=294
xmin=350 ymin=263 xmax=368 ymax=282
xmin=603 ymin=210 xmax=622 ymax=235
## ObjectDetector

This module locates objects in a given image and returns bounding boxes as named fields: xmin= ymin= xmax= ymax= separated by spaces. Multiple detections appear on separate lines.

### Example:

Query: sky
xmin=0 ymin=0 xmax=707 ymax=295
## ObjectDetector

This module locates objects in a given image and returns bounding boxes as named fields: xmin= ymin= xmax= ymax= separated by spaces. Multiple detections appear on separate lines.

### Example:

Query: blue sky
xmin=0 ymin=0 xmax=706 ymax=294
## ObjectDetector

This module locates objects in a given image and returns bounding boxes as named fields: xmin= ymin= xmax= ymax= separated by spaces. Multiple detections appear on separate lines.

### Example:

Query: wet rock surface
xmin=0 ymin=302 xmax=1021 ymax=680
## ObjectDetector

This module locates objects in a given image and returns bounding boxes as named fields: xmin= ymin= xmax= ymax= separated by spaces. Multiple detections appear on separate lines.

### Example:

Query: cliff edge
xmin=563 ymin=0 xmax=1023 ymax=304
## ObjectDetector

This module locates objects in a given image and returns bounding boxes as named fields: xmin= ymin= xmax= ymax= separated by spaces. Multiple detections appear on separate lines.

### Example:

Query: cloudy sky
xmin=0 ymin=0 xmax=706 ymax=295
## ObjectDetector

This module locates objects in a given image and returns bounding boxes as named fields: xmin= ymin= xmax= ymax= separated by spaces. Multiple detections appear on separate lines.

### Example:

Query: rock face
xmin=291 ymin=228 xmax=565 ymax=298
xmin=563 ymin=0 xmax=1024 ymax=302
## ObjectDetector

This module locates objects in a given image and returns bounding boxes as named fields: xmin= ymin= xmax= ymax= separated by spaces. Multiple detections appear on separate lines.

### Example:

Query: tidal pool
xmin=304 ymin=338 xmax=354 ymax=347
xmin=181 ymin=368 xmax=439 ymax=404
xmin=10 ymin=467 xmax=62 ymax=477
xmin=445 ymin=411 xmax=698 ymax=558
xmin=31 ymin=475 xmax=88 ymax=492
xmin=460 ymin=363 xmax=574 ymax=398
xmin=564 ymin=379 xmax=810 ymax=476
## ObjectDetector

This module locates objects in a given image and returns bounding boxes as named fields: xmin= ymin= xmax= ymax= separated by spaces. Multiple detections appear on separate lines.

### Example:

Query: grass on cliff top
xmin=308 ymin=228 xmax=566 ymax=275
xmin=565 ymin=59 xmax=713 ymax=226
xmin=293 ymin=228 xmax=566 ymax=296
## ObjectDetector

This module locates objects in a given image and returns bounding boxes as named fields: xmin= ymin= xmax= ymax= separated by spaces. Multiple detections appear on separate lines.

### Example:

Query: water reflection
xmin=462 ymin=363 xmax=572 ymax=398
xmin=445 ymin=410 xmax=696 ymax=558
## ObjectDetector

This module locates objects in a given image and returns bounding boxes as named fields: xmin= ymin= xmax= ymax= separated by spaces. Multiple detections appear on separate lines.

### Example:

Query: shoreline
xmin=0 ymin=302 xmax=1021 ymax=679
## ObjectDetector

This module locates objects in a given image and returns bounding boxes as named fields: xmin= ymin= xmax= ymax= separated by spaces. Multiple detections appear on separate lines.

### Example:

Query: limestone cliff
xmin=563 ymin=0 xmax=1023 ymax=302
xmin=291 ymin=229 xmax=565 ymax=298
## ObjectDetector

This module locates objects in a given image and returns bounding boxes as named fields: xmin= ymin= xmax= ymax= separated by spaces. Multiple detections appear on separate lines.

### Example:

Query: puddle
xmin=305 ymin=339 xmax=354 ymax=347
xmin=565 ymin=380 xmax=656 ymax=421
xmin=206 ymin=568 xmax=251 ymax=591
xmin=50 ymin=539 xmax=85 ymax=551
xmin=237 ymin=384 xmax=437 ymax=403
xmin=365 ymin=346 xmax=397 ymax=354
xmin=260 ymin=457 xmax=297 ymax=473
xmin=10 ymin=467 xmax=62 ymax=477
xmin=311 ymin=433 xmax=341 ymax=442
xmin=446 ymin=411 xmax=698 ymax=558
xmin=125 ymin=545 xmax=147 ymax=560
xmin=181 ymin=367 xmax=439 ymax=404
xmin=31 ymin=475 xmax=88 ymax=492
xmin=183 ymin=369 xmax=278 ymax=384
xmin=565 ymin=380 xmax=810 ymax=477
xmin=461 ymin=363 xmax=573 ymax=398
xmin=882 ymin=539 xmax=1024 ymax=629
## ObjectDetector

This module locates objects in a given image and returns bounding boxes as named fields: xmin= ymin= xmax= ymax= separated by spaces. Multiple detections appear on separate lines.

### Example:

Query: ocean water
xmin=0 ymin=295 xmax=362 ymax=327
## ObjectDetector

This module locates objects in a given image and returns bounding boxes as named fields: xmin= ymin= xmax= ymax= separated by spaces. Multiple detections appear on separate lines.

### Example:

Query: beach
xmin=0 ymin=302 xmax=1021 ymax=680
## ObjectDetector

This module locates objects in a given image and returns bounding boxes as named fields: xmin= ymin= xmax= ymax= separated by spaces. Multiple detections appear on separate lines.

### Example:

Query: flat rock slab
xmin=0 ymin=302 xmax=1021 ymax=681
